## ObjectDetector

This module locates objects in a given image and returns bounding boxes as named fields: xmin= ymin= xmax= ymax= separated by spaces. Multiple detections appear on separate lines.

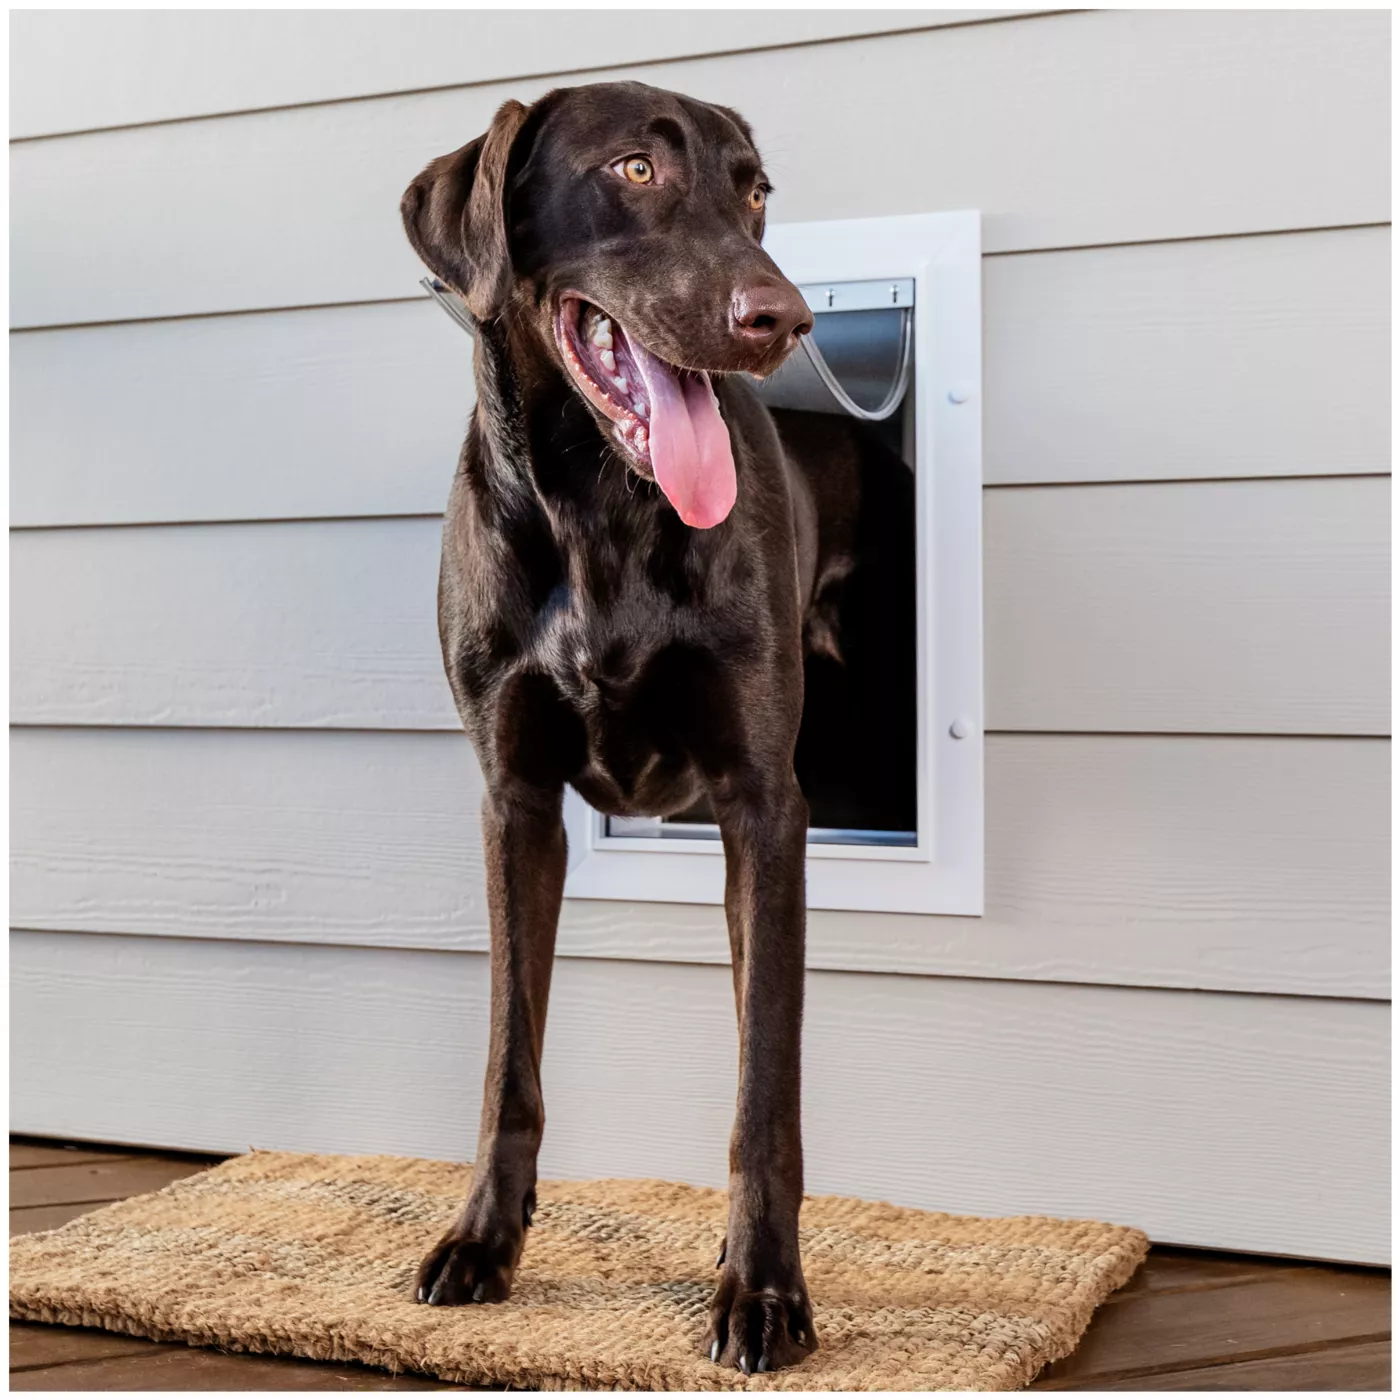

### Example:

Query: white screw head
xmin=947 ymin=385 xmax=973 ymax=405
xmin=949 ymin=718 xmax=971 ymax=740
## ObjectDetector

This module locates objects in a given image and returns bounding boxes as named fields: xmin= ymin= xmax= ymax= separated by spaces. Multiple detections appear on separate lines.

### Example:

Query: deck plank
xmin=1076 ymin=1339 xmax=1392 ymax=1391
xmin=9 ymin=1323 xmax=169 ymax=1372
xmin=1113 ymin=1246 xmax=1314 ymax=1296
xmin=1033 ymin=1268 xmax=1391 ymax=1387
xmin=10 ymin=1156 xmax=218 ymax=1210
xmin=9 ymin=1345 xmax=465 ymax=1390
xmin=10 ymin=1141 xmax=139 ymax=1171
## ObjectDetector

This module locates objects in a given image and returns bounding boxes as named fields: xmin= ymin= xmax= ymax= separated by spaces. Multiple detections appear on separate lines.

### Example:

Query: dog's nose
xmin=730 ymin=284 xmax=813 ymax=349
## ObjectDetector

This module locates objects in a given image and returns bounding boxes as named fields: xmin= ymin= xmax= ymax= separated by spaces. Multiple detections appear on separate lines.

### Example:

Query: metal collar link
xmin=422 ymin=277 xmax=476 ymax=335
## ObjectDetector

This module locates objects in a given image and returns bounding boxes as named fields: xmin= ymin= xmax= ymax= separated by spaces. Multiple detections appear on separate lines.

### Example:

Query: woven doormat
xmin=11 ymin=1151 xmax=1147 ymax=1391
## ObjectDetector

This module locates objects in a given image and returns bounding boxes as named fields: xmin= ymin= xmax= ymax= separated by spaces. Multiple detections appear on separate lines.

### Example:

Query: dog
xmin=401 ymin=79 xmax=914 ymax=1375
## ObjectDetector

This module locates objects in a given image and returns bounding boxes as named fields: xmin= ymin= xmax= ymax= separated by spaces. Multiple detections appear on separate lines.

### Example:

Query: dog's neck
xmin=468 ymin=316 xmax=538 ymax=502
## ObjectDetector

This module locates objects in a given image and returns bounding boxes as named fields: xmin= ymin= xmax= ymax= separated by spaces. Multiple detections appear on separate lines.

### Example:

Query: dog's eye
xmin=613 ymin=156 xmax=655 ymax=185
xmin=748 ymin=186 xmax=767 ymax=213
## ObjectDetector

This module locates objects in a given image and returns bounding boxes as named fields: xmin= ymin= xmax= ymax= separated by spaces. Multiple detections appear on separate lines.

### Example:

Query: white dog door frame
xmin=563 ymin=210 xmax=983 ymax=916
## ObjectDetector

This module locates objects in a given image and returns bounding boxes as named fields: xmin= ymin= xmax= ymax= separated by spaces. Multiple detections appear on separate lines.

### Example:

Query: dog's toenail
xmin=757 ymin=1356 xmax=770 ymax=1373
xmin=710 ymin=1340 xmax=720 ymax=1363
xmin=472 ymin=1282 xmax=486 ymax=1302
xmin=795 ymin=1329 xmax=806 ymax=1345
xmin=416 ymin=1286 xmax=426 ymax=1303
xmin=428 ymin=1280 xmax=444 ymax=1305
xmin=740 ymin=1353 xmax=750 ymax=1374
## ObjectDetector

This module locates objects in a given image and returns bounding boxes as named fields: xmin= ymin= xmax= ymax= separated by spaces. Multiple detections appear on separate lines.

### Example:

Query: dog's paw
xmin=414 ymin=1226 xmax=522 ymax=1306
xmin=702 ymin=1274 xmax=816 ymax=1374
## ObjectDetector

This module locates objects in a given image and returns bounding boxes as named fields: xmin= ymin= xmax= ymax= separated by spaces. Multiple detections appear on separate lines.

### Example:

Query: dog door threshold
xmin=605 ymin=817 xmax=917 ymax=848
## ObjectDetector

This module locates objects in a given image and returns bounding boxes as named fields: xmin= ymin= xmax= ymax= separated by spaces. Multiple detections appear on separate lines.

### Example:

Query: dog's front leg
xmin=704 ymin=772 xmax=817 ymax=1373
xmin=416 ymin=781 xmax=565 ymax=1306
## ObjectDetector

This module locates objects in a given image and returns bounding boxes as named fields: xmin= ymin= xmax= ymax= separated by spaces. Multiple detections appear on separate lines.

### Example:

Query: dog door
xmin=565 ymin=211 xmax=983 ymax=915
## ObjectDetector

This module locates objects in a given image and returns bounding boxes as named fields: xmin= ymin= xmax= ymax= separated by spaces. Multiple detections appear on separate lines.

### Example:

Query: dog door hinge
xmin=799 ymin=278 xmax=914 ymax=314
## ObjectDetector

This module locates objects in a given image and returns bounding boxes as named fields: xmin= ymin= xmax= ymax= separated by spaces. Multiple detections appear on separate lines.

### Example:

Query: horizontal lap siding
xmin=11 ymin=227 xmax=1390 ymax=528
xmin=985 ymin=477 xmax=1391 ymax=736
xmin=10 ymin=11 xmax=1390 ymax=327
xmin=984 ymin=228 xmax=1391 ymax=485
xmin=10 ymin=728 xmax=1389 ymax=998
xmin=11 ymin=518 xmax=452 ymax=730
xmin=12 ymin=478 xmax=1390 ymax=735
xmin=10 ymin=301 xmax=473 ymax=527
xmin=10 ymin=931 xmax=1389 ymax=1263
xmin=10 ymin=11 xmax=1025 ymax=138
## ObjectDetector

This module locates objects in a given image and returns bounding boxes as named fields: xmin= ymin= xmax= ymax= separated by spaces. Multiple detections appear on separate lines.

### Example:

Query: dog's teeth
xmin=598 ymin=348 xmax=617 ymax=373
xmin=611 ymin=374 xmax=629 ymax=393
xmin=590 ymin=318 xmax=613 ymax=350
xmin=632 ymin=399 xmax=646 ymax=415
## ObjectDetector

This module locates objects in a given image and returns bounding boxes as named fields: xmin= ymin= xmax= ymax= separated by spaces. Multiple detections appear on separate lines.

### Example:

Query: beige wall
xmin=9 ymin=10 xmax=1390 ymax=1261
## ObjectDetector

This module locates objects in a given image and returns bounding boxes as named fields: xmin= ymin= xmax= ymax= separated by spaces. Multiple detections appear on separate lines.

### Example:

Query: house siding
xmin=9 ymin=9 xmax=1390 ymax=1261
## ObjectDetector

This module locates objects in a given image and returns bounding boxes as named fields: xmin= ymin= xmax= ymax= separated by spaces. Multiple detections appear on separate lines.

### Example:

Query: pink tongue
xmin=631 ymin=344 xmax=736 ymax=529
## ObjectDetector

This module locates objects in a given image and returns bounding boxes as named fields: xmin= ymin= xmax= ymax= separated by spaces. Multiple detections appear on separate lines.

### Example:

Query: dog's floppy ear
xmin=400 ymin=99 xmax=529 ymax=321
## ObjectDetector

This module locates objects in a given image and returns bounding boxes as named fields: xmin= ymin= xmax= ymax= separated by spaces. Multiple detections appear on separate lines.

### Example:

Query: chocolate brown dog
xmin=401 ymin=79 xmax=906 ymax=1375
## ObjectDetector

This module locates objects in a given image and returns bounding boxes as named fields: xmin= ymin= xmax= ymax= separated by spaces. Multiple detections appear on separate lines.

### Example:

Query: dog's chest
xmin=517 ymin=515 xmax=701 ymax=699
xmin=525 ymin=580 xmax=657 ymax=717
xmin=517 ymin=577 xmax=705 ymax=812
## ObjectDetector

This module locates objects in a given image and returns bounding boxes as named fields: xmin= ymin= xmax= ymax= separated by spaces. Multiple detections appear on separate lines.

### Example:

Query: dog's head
xmin=402 ymin=82 xmax=812 ymax=529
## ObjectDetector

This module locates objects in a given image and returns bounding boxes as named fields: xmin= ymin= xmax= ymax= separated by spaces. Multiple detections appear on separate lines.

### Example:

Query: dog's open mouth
xmin=555 ymin=295 xmax=737 ymax=530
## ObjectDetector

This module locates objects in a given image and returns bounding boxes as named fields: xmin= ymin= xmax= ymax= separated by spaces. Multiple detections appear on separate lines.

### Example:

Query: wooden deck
xmin=10 ymin=1139 xmax=1391 ymax=1391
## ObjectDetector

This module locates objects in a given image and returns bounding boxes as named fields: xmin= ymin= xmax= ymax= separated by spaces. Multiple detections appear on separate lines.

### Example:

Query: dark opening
xmin=771 ymin=305 xmax=918 ymax=844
